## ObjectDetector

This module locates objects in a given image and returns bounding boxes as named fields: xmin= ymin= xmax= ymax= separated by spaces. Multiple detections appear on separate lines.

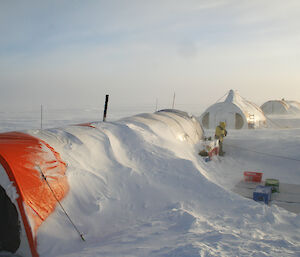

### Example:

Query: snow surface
xmin=1 ymin=109 xmax=300 ymax=256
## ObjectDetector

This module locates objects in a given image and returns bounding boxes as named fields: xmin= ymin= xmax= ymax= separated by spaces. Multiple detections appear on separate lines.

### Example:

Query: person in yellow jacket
xmin=215 ymin=121 xmax=227 ymax=156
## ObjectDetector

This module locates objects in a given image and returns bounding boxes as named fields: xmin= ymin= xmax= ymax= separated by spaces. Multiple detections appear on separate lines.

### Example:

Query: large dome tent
xmin=200 ymin=89 xmax=267 ymax=129
xmin=261 ymin=99 xmax=300 ymax=115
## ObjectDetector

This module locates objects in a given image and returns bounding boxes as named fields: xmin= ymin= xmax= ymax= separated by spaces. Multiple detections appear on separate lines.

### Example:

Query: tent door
xmin=235 ymin=113 xmax=244 ymax=129
xmin=0 ymin=185 xmax=21 ymax=253
xmin=202 ymin=112 xmax=209 ymax=129
xmin=214 ymin=110 xmax=235 ymax=129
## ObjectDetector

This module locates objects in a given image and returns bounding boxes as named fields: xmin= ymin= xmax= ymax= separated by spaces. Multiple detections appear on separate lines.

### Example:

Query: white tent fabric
xmin=261 ymin=100 xmax=300 ymax=115
xmin=200 ymin=90 xmax=267 ymax=129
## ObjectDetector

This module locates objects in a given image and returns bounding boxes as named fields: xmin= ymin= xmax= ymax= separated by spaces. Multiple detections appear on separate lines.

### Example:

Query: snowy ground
xmin=1 ymin=109 xmax=300 ymax=257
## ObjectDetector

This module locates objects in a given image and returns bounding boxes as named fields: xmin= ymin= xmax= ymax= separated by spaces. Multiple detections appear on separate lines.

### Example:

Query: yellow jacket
xmin=215 ymin=122 xmax=227 ymax=142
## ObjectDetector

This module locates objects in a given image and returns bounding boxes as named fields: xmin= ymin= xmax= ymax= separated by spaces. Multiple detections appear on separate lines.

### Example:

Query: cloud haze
xmin=1 ymin=0 xmax=300 ymax=112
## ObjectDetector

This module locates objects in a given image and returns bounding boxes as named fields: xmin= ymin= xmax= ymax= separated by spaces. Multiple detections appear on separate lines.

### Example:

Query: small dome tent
xmin=200 ymin=90 xmax=267 ymax=129
xmin=261 ymin=99 xmax=300 ymax=115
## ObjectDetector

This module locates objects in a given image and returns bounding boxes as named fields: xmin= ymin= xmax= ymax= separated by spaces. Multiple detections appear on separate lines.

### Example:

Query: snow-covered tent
xmin=0 ymin=109 xmax=203 ymax=257
xmin=200 ymin=90 xmax=267 ymax=129
xmin=0 ymin=132 xmax=68 ymax=257
xmin=261 ymin=99 xmax=300 ymax=115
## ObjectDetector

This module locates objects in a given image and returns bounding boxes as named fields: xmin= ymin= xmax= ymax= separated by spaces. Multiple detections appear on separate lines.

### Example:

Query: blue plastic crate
xmin=253 ymin=185 xmax=272 ymax=204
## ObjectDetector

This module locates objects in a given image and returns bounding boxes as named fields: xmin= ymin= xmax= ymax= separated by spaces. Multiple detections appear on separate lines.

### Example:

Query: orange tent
xmin=0 ymin=132 xmax=68 ymax=257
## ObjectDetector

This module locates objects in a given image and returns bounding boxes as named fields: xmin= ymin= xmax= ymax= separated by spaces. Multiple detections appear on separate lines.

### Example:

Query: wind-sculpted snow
xmin=25 ymin=111 xmax=300 ymax=257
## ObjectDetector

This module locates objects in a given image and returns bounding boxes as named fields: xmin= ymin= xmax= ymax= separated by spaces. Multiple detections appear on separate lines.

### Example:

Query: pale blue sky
xmin=1 ymin=0 xmax=300 ymax=112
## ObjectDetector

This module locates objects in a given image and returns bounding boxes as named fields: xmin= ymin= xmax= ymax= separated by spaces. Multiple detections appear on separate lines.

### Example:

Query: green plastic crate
xmin=265 ymin=179 xmax=280 ymax=193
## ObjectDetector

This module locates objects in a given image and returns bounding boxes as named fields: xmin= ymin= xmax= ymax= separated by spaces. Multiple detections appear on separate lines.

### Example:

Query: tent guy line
xmin=37 ymin=166 xmax=85 ymax=242
xmin=213 ymin=90 xmax=230 ymax=104
xmin=264 ymin=115 xmax=285 ymax=129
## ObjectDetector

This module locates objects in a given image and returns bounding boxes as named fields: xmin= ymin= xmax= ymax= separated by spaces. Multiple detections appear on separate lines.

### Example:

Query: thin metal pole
xmin=41 ymin=105 xmax=43 ymax=129
xmin=172 ymin=92 xmax=176 ymax=109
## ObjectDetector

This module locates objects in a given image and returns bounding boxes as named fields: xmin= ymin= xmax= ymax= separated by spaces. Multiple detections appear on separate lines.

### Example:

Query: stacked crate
xmin=243 ymin=172 xmax=280 ymax=205
xmin=244 ymin=171 xmax=263 ymax=183
xmin=253 ymin=185 xmax=272 ymax=204
xmin=265 ymin=179 xmax=280 ymax=193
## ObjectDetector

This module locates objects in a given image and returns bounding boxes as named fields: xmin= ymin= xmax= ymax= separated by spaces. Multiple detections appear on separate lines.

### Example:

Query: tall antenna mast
xmin=172 ymin=92 xmax=176 ymax=109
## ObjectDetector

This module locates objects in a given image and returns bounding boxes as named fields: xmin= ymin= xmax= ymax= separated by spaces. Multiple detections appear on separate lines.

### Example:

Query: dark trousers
xmin=219 ymin=140 xmax=224 ymax=156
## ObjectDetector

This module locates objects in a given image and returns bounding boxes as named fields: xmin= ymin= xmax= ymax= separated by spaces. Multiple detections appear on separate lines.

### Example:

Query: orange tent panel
xmin=0 ymin=132 xmax=68 ymax=257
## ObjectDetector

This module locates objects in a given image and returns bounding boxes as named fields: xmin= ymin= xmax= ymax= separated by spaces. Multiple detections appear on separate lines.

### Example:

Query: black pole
xmin=103 ymin=94 xmax=109 ymax=122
